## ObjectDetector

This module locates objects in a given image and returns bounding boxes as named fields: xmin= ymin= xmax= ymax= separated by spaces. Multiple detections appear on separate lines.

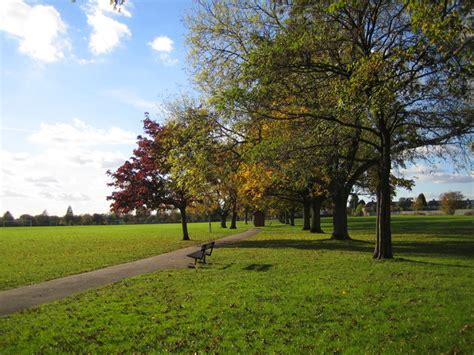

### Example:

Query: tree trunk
xmin=179 ymin=206 xmax=190 ymax=241
xmin=374 ymin=136 xmax=393 ymax=259
xmin=244 ymin=209 xmax=248 ymax=224
xmin=285 ymin=211 xmax=290 ymax=224
xmin=230 ymin=205 xmax=237 ymax=229
xmin=310 ymin=197 xmax=324 ymax=233
xmin=220 ymin=212 xmax=228 ymax=228
xmin=302 ymin=197 xmax=311 ymax=230
xmin=332 ymin=191 xmax=350 ymax=240
xmin=290 ymin=209 xmax=295 ymax=226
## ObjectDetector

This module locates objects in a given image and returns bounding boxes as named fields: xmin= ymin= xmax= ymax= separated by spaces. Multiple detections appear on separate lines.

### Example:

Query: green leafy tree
xmin=188 ymin=1 xmax=377 ymax=239
xmin=238 ymin=118 xmax=332 ymax=233
xmin=413 ymin=193 xmax=428 ymax=211
xmin=398 ymin=198 xmax=413 ymax=212
xmin=35 ymin=210 xmax=50 ymax=226
xmin=187 ymin=0 xmax=473 ymax=258
xmin=354 ymin=202 xmax=365 ymax=217
xmin=164 ymin=100 xmax=243 ymax=230
xmin=64 ymin=205 xmax=74 ymax=225
xmin=2 ymin=211 xmax=14 ymax=222
xmin=80 ymin=214 xmax=93 ymax=225
xmin=92 ymin=213 xmax=105 ymax=225
xmin=349 ymin=194 xmax=359 ymax=210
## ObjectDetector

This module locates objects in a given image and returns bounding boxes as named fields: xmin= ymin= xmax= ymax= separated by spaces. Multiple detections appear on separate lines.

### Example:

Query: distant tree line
xmin=0 ymin=205 xmax=228 ymax=227
xmin=348 ymin=192 xmax=471 ymax=216
xmin=2 ymin=189 xmax=469 ymax=228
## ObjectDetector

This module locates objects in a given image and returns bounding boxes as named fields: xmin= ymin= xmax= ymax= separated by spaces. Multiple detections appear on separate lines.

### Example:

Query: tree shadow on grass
xmin=346 ymin=218 xmax=473 ymax=238
xmin=218 ymin=263 xmax=235 ymax=270
xmin=394 ymin=240 xmax=474 ymax=259
xmin=243 ymin=264 xmax=273 ymax=272
xmin=222 ymin=238 xmax=374 ymax=253
xmin=394 ymin=257 xmax=473 ymax=269
xmin=220 ymin=238 xmax=474 ymax=259
xmin=262 ymin=224 xmax=299 ymax=230
xmin=265 ymin=219 xmax=473 ymax=239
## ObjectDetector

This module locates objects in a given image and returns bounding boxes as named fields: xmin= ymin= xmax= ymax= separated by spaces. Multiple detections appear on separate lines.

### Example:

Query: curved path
xmin=0 ymin=228 xmax=260 ymax=316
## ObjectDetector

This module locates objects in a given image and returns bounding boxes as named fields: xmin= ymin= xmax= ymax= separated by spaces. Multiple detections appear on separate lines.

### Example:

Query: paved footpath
xmin=0 ymin=228 xmax=260 ymax=316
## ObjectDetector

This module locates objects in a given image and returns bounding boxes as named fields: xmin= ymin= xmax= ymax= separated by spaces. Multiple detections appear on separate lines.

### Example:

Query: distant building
xmin=253 ymin=211 xmax=265 ymax=227
xmin=427 ymin=199 xmax=440 ymax=210
xmin=363 ymin=201 xmax=377 ymax=215
xmin=465 ymin=199 xmax=473 ymax=209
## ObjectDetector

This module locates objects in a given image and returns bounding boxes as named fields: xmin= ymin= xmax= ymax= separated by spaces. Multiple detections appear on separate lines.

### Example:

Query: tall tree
xmin=349 ymin=194 xmax=359 ymax=210
xmin=2 ymin=211 xmax=14 ymax=223
xmin=187 ymin=0 xmax=376 ymax=240
xmin=237 ymin=117 xmax=331 ymax=233
xmin=187 ymin=0 xmax=473 ymax=258
xmin=440 ymin=191 xmax=465 ymax=215
xmin=108 ymin=115 xmax=195 ymax=240
xmin=64 ymin=205 xmax=74 ymax=225
xmin=162 ymin=101 xmax=244 ymax=231
xmin=413 ymin=193 xmax=428 ymax=211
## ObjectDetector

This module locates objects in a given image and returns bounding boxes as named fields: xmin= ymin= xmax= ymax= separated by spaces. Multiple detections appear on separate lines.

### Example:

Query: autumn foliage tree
xmin=162 ymin=101 xmax=245 ymax=230
xmin=187 ymin=0 xmax=473 ymax=259
xmin=440 ymin=191 xmax=465 ymax=215
xmin=107 ymin=115 xmax=194 ymax=240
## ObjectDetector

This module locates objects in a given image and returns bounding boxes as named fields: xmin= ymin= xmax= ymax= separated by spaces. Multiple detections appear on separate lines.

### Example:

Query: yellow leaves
xmin=236 ymin=163 xmax=275 ymax=205
xmin=269 ymin=96 xmax=310 ymax=120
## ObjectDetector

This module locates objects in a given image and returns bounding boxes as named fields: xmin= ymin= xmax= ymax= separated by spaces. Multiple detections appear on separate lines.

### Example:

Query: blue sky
xmin=0 ymin=0 xmax=472 ymax=217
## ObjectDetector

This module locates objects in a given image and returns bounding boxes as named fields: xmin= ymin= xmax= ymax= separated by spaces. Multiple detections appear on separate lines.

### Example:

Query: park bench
xmin=187 ymin=241 xmax=215 ymax=266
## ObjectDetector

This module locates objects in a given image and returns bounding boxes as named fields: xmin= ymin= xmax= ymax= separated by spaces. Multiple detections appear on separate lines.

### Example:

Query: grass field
xmin=0 ymin=222 xmax=250 ymax=290
xmin=0 ymin=215 xmax=473 ymax=352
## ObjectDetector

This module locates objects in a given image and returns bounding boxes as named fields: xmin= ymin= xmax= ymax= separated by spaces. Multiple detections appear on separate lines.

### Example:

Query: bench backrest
xmin=201 ymin=241 xmax=215 ymax=256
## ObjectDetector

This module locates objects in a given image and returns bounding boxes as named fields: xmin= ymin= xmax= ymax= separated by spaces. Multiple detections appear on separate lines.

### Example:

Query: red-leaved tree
xmin=107 ymin=115 xmax=194 ymax=240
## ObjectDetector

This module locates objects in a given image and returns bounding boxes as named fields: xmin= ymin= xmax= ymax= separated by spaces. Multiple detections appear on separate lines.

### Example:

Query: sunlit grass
xmin=0 ymin=222 xmax=250 ymax=290
xmin=0 ymin=215 xmax=472 ymax=352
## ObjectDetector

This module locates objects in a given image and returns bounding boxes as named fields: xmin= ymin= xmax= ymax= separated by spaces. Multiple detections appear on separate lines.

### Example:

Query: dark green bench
xmin=187 ymin=241 xmax=215 ymax=265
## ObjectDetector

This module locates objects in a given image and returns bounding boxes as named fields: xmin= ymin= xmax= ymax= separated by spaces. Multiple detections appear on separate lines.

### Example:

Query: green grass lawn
xmin=0 ymin=215 xmax=473 ymax=352
xmin=0 ymin=222 xmax=250 ymax=290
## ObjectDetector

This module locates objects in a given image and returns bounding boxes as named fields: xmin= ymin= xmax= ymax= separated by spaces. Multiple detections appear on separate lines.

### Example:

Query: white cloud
xmin=399 ymin=164 xmax=474 ymax=184
xmin=2 ymin=169 xmax=14 ymax=176
xmin=148 ymin=35 xmax=178 ymax=66
xmin=24 ymin=176 xmax=59 ymax=189
xmin=0 ymin=120 xmax=136 ymax=216
xmin=0 ymin=0 xmax=69 ymax=63
xmin=38 ymin=191 xmax=90 ymax=202
xmin=58 ymin=193 xmax=91 ymax=202
xmin=25 ymin=176 xmax=59 ymax=184
xmin=28 ymin=118 xmax=136 ymax=146
xmin=418 ymin=172 xmax=474 ymax=184
xmin=149 ymin=36 xmax=173 ymax=53
xmin=84 ymin=0 xmax=132 ymax=56
xmin=94 ymin=0 xmax=132 ymax=18
xmin=39 ymin=191 xmax=55 ymax=199
xmin=0 ymin=190 xmax=28 ymax=198
xmin=87 ymin=10 xmax=131 ymax=55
